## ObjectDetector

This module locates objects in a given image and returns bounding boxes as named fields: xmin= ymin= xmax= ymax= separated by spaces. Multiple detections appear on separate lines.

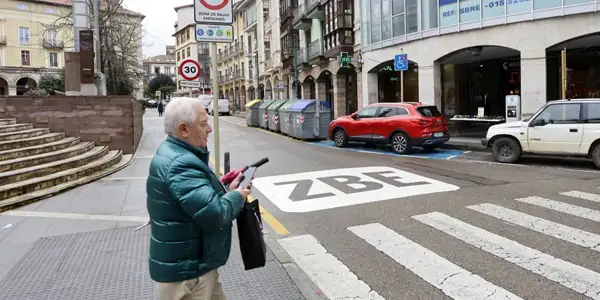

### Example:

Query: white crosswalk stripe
xmin=277 ymin=189 xmax=600 ymax=300
xmin=348 ymin=223 xmax=523 ymax=300
xmin=560 ymin=190 xmax=600 ymax=203
xmin=277 ymin=234 xmax=385 ymax=300
xmin=516 ymin=196 xmax=600 ymax=222
xmin=467 ymin=203 xmax=600 ymax=252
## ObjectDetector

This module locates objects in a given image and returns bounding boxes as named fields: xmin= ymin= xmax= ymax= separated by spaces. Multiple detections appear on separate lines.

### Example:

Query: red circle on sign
xmin=198 ymin=0 xmax=229 ymax=10
xmin=179 ymin=59 xmax=201 ymax=81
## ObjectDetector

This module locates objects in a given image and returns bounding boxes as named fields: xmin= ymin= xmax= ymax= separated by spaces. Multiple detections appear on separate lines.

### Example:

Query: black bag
xmin=236 ymin=199 xmax=267 ymax=270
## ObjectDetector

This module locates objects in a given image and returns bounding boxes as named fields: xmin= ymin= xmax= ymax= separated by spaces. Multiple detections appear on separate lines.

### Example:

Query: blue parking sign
xmin=394 ymin=54 xmax=408 ymax=71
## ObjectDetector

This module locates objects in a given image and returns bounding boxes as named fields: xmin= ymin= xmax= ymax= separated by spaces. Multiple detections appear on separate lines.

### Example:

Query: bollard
xmin=224 ymin=152 xmax=230 ymax=174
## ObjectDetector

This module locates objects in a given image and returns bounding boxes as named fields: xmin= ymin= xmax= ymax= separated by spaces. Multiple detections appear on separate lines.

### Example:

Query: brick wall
xmin=0 ymin=96 xmax=144 ymax=154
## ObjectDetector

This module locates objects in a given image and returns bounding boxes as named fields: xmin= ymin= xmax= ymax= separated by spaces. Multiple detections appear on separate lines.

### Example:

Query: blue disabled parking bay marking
xmin=310 ymin=141 xmax=465 ymax=160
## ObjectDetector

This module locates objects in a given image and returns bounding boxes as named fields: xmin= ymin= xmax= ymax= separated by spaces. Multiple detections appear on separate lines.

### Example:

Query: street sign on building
xmin=195 ymin=24 xmax=233 ymax=43
xmin=194 ymin=0 xmax=233 ymax=24
xmin=180 ymin=80 xmax=201 ymax=88
xmin=339 ymin=52 xmax=351 ymax=68
xmin=394 ymin=54 xmax=408 ymax=71
xmin=179 ymin=59 xmax=201 ymax=81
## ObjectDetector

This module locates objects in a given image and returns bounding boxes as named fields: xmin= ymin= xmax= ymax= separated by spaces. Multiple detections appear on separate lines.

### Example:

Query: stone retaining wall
xmin=0 ymin=96 xmax=144 ymax=154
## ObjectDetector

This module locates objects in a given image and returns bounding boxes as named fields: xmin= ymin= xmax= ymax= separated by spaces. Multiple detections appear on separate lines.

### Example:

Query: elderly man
xmin=146 ymin=97 xmax=251 ymax=300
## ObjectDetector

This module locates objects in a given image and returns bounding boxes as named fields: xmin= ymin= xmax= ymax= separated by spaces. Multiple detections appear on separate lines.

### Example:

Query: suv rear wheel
xmin=592 ymin=144 xmax=600 ymax=169
xmin=391 ymin=132 xmax=412 ymax=154
xmin=333 ymin=128 xmax=348 ymax=148
xmin=491 ymin=137 xmax=521 ymax=163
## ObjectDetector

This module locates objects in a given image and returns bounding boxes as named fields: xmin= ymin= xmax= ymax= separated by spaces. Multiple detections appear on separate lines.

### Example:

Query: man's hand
xmin=220 ymin=167 xmax=247 ymax=186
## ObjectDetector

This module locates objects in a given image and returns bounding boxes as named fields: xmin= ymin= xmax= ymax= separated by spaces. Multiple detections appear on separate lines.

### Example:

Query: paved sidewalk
xmin=0 ymin=109 xmax=312 ymax=300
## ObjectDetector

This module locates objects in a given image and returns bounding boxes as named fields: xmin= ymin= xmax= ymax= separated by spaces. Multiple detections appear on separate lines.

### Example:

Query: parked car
xmin=146 ymin=99 xmax=158 ymax=108
xmin=482 ymin=98 xmax=600 ymax=168
xmin=207 ymin=98 xmax=231 ymax=116
xmin=328 ymin=102 xmax=449 ymax=154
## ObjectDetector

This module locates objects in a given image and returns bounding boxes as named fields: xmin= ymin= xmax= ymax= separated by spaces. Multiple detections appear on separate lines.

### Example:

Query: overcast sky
xmin=123 ymin=0 xmax=193 ymax=58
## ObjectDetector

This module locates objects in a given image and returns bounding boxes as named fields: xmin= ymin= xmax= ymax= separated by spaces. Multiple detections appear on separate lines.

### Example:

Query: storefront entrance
xmin=369 ymin=60 xmax=419 ymax=103
xmin=438 ymin=46 xmax=521 ymax=137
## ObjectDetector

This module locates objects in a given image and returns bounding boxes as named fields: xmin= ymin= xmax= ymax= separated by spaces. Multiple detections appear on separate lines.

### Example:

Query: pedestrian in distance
xmin=157 ymin=100 xmax=164 ymax=117
xmin=146 ymin=97 xmax=252 ymax=300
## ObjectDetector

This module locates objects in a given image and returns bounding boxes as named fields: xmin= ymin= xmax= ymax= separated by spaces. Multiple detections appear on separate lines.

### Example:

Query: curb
xmin=263 ymin=230 xmax=328 ymax=300
xmin=439 ymin=143 xmax=490 ymax=152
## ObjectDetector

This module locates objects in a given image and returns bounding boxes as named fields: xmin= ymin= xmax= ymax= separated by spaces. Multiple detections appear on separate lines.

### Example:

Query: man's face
xmin=177 ymin=107 xmax=212 ymax=148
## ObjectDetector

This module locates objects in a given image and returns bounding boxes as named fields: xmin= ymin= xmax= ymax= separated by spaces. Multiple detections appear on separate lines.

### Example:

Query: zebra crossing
xmin=277 ymin=189 xmax=600 ymax=300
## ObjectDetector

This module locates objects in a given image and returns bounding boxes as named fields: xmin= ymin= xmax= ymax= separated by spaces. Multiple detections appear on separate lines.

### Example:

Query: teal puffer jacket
xmin=146 ymin=136 xmax=244 ymax=283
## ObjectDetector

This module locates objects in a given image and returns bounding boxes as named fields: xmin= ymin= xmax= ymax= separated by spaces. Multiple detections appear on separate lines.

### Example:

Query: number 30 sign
xmin=179 ymin=59 xmax=201 ymax=81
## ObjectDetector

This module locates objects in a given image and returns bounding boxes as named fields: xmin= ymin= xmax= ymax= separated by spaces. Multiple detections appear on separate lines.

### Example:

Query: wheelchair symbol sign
xmin=394 ymin=54 xmax=408 ymax=71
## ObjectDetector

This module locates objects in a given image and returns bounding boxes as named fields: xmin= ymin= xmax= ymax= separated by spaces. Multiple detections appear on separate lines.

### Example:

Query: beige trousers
xmin=157 ymin=269 xmax=227 ymax=300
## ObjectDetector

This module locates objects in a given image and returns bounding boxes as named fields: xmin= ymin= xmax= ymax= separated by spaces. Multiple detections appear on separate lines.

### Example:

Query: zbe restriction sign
xmin=179 ymin=59 xmax=201 ymax=81
xmin=194 ymin=0 xmax=233 ymax=24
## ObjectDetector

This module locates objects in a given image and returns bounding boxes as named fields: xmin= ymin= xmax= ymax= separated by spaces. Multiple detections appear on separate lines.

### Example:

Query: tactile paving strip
xmin=0 ymin=225 xmax=304 ymax=300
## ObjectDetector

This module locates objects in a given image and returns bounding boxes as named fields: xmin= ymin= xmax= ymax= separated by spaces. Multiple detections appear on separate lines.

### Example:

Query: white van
xmin=207 ymin=98 xmax=230 ymax=116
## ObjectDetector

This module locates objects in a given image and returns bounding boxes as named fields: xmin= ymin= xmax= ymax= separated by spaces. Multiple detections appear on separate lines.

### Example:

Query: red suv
xmin=327 ymin=102 xmax=449 ymax=154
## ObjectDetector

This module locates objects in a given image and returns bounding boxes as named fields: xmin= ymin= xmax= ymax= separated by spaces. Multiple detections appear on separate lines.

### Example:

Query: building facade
xmin=215 ymin=1 xmax=247 ymax=109
xmin=292 ymin=0 xmax=362 ymax=118
xmin=174 ymin=4 xmax=211 ymax=94
xmin=143 ymin=46 xmax=176 ymax=85
xmin=0 ymin=0 xmax=72 ymax=95
xmin=360 ymin=0 xmax=600 ymax=124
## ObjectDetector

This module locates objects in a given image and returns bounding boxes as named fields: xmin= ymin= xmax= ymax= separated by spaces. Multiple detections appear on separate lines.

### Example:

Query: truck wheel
xmin=592 ymin=145 xmax=600 ymax=169
xmin=491 ymin=137 xmax=521 ymax=163
xmin=333 ymin=128 xmax=348 ymax=148
xmin=391 ymin=132 xmax=413 ymax=154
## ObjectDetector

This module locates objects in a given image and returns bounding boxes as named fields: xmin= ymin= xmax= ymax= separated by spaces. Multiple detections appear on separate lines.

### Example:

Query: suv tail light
xmin=410 ymin=119 xmax=432 ymax=126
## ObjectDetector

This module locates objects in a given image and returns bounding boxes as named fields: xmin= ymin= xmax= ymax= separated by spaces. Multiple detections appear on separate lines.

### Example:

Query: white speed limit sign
xmin=179 ymin=59 xmax=201 ymax=81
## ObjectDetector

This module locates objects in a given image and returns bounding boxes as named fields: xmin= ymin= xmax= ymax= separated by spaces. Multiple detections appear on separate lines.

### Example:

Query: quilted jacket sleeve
xmin=166 ymin=154 xmax=245 ymax=229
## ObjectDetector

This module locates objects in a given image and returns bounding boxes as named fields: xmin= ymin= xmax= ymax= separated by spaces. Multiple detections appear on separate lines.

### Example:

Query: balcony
xmin=43 ymin=38 xmax=64 ymax=49
xmin=293 ymin=5 xmax=311 ymax=30
xmin=265 ymin=58 xmax=273 ymax=72
xmin=323 ymin=31 xmax=355 ymax=59
xmin=295 ymin=48 xmax=309 ymax=70
xmin=265 ymin=17 xmax=274 ymax=34
xmin=0 ymin=35 xmax=6 ymax=45
xmin=234 ymin=70 xmax=243 ymax=80
xmin=197 ymin=47 xmax=209 ymax=58
xmin=306 ymin=0 xmax=324 ymax=19
xmin=280 ymin=6 xmax=294 ymax=22
xmin=308 ymin=39 xmax=325 ymax=63
xmin=245 ymin=17 xmax=257 ymax=32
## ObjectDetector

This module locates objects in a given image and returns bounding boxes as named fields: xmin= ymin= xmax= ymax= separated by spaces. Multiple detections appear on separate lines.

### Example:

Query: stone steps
xmin=0 ymin=118 xmax=133 ymax=211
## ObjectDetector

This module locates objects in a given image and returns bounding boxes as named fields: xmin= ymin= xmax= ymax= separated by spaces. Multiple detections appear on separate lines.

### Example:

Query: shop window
xmin=421 ymin=0 xmax=438 ymax=30
xmin=459 ymin=0 xmax=481 ymax=23
xmin=507 ymin=0 xmax=532 ymax=14
xmin=370 ymin=0 xmax=382 ymax=42
xmin=406 ymin=0 xmax=418 ymax=32
xmin=439 ymin=0 xmax=458 ymax=27
xmin=382 ymin=0 xmax=392 ymax=40
xmin=535 ymin=103 xmax=580 ymax=125
xmin=584 ymin=103 xmax=600 ymax=123
xmin=391 ymin=0 xmax=404 ymax=37
xmin=482 ymin=0 xmax=504 ymax=19
xmin=533 ymin=0 xmax=560 ymax=9
xmin=564 ymin=0 xmax=593 ymax=4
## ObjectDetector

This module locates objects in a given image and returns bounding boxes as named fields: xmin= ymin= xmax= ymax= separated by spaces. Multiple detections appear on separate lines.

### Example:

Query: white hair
xmin=164 ymin=97 xmax=207 ymax=136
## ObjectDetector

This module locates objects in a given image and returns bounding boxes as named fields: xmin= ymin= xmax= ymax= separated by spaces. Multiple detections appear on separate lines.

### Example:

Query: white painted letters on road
xmin=252 ymin=166 xmax=459 ymax=212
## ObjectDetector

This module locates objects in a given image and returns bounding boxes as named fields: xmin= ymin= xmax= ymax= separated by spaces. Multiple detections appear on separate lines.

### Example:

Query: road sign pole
xmin=211 ymin=42 xmax=221 ymax=176
xmin=400 ymin=70 xmax=404 ymax=102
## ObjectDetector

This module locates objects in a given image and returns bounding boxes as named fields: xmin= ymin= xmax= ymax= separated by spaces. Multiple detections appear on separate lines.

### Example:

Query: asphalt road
xmin=210 ymin=114 xmax=600 ymax=300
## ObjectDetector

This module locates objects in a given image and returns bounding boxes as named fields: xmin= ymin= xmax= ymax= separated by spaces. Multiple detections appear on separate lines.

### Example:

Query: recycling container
xmin=245 ymin=99 xmax=263 ymax=127
xmin=278 ymin=99 xmax=297 ymax=136
xmin=258 ymin=99 xmax=276 ymax=129
xmin=267 ymin=99 xmax=290 ymax=132
xmin=288 ymin=99 xmax=331 ymax=140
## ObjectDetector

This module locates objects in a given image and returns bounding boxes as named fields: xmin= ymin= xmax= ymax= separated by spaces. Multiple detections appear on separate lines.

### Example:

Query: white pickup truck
xmin=482 ymin=99 xmax=600 ymax=169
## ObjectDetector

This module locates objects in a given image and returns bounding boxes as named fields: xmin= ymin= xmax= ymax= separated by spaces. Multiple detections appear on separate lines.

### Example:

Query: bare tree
xmin=43 ymin=0 xmax=147 ymax=96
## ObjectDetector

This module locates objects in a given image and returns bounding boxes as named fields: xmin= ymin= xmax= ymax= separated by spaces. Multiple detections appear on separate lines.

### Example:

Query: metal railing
xmin=308 ymin=39 xmax=323 ymax=59
xmin=43 ymin=38 xmax=64 ymax=49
